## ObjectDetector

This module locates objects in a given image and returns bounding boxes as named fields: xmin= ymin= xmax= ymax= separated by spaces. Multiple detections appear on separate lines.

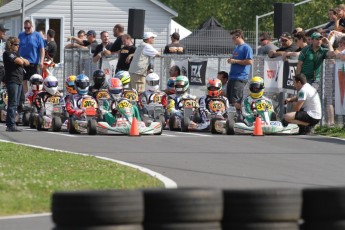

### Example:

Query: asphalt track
xmin=1 ymin=124 xmax=345 ymax=229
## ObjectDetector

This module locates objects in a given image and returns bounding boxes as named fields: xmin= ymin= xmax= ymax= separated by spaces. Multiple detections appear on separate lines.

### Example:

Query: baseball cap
xmin=311 ymin=32 xmax=323 ymax=40
xmin=0 ymin=24 xmax=9 ymax=31
xmin=170 ymin=32 xmax=180 ymax=40
xmin=280 ymin=32 xmax=292 ymax=40
xmin=86 ymin=30 xmax=96 ymax=36
xmin=143 ymin=32 xmax=157 ymax=39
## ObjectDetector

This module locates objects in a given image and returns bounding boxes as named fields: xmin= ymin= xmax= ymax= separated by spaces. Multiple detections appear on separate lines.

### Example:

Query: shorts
xmin=295 ymin=110 xmax=320 ymax=126
xmin=226 ymin=79 xmax=247 ymax=104
xmin=23 ymin=64 xmax=40 ymax=81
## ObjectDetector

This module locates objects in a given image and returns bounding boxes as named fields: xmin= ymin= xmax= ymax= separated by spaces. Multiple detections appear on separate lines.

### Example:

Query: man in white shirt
xmin=128 ymin=32 xmax=160 ymax=93
xmin=282 ymin=73 xmax=322 ymax=134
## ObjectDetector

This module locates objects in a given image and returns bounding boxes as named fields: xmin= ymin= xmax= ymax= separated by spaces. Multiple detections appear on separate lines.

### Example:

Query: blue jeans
xmin=6 ymin=83 xmax=22 ymax=128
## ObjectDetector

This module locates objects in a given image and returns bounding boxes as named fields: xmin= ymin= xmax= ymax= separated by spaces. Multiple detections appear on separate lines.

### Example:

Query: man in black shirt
xmin=116 ymin=34 xmax=136 ymax=72
xmin=163 ymin=32 xmax=186 ymax=54
xmin=110 ymin=24 xmax=125 ymax=54
xmin=45 ymin=29 xmax=57 ymax=61
xmin=65 ymin=30 xmax=98 ymax=53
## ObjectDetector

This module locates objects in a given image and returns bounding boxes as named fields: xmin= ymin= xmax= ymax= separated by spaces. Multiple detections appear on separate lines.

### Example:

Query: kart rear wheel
xmin=181 ymin=117 xmax=190 ymax=132
xmin=29 ymin=114 xmax=36 ymax=129
xmin=52 ymin=116 xmax=62 ymax=132
xmin=226 ymin=115 xmax=235 ymax=135
xmin=87 ymin=119 xmax=97 ymax=135
xmin=22 ymin=112 xmax=30 ymax=126
xmin=169 ymin=115 xmax=178 ymax=131
xmin=37 ymin=116 xmax=44 ymax=131
xmin=158 ymin=114 xmax=166 ymax=130
xmin=68 ymin=118 xmax=78 ymax=134
xmin=210 ymin=118 xmax=221 ymax=134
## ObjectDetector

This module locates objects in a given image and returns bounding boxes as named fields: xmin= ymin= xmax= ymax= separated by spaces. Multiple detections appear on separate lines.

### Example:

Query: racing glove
xmin=74 ymin=109 xmax=85 ymax=117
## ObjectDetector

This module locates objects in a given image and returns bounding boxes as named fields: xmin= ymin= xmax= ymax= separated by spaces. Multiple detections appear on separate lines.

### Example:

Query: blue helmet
xmin=75 ymin=74 xmax=90 ymax=95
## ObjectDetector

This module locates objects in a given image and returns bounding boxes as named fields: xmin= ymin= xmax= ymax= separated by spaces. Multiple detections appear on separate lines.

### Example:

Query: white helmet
xmin=29 ymin=74 xmax=44 ymax=91
xmin=43 ymin=75 xmax=59 ymax=95
xmin=145 ymin=72 xmax=160 ymax=92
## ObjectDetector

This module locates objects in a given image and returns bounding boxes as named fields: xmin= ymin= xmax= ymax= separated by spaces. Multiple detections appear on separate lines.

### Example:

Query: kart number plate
xmin=209 ymin=100 xmax=225 ymax=112
xmin=96 ymin=91 xmax=110 ymax=99
xmin=256 ymin=102 xmax=272 ymax=111
xmin=48 ymin=96 xmax=60 ymax=105
xmin=82 ymin=99 xmax=96 ymax=108
xmin=184 ymin=100 xmax=196 ymax=109
xmin=123 ymin=91 xmax=138 ymax=101
xmin=118 ymin=100 xmax=132 ymax=109
xmin=153 ymin=94 xmax=162 ymax=103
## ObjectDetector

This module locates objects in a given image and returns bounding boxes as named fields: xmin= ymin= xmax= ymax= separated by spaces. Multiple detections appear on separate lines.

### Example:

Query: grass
xmin=0 ymin=142 xmax=164 ymax=216
xmin=315 ymin=126 xmax=345 ymax=139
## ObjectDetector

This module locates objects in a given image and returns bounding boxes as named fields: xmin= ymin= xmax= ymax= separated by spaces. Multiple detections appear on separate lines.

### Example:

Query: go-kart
xmin=68 ymin=95 xmax=98 ymax=135
xmin=36 ymin=101 xmax=64 ymax=132
xmin=169 ymin=97 xmax=199 ymax=132
xmin=97 ymin=98 xmax=163 ymax=135
xmin=207 ymin=99 xmax=237 ymax=135
xmin=228 ymin=98 xmax=299 ymax=135
xmin=141 ymin=92 xmax=166 ymax=129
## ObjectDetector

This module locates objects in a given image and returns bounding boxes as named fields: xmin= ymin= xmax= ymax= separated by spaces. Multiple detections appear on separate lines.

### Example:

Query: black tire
xmin=223 ymin=188 xmax=302 ymax=222
xmin=302 ymin=187 xmax=345 ymax=221
xmin=210 ymin=118 xmax=221 ymax=134
xmin=87 ymin=119 xmax=97 ymax=135
xmin=22 ymin=112 xmax=30 ymax=126
xmin=222 ymin=222 xmax=299 ymax=230
xmin=270 ymin=112 xmax=277 ymax=121
xmin=169 ymin=114 xmax=178 ymax=131
xmin=68 ymin=118 xmax=78 ymax=134
xmin=181 ymin=117 xmax=190 ymax=132
xmin=158 ymin=114 xmax=166 ymax=130
xmin=143 ymin=188 xmax=223 ymax=223
xmin=144 ymin=222 xmax=221 ymax=230
xmin=302 ymin=220 xmax=345 ymax=230
xmin=52 ymin=190 xmax=144 ymax=226
xmin=225 ymin=118 xmax=235 ymax=135
xmin=52 ymin=116 xmax=62 ymax=132
xmin=29 ymin=114 xmax=36 ymax=129
xmin=53 ymin=225 xmax=143 ymax=230
xmin=37 ymin=116 xmax=44 ymax=131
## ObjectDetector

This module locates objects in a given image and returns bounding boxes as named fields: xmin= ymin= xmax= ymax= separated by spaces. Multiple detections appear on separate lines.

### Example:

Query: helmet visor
xmin=147 ymin=80 xmax=159 ymax=86
xmin=109 ymin=88 xmax=122 ymax=95
xmin=45 ymin=81 xmax=58 ymax=88
xmin=77 ymin=81 xmax=89 ymax=89
xmin=249 ymin=83 xmax=262 ymax=93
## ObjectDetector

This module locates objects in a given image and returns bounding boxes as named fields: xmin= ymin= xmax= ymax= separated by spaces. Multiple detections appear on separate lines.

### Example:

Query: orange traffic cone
xmin=252 ymin=116 xmax=264 ymax=136
xmin=129 ymin=117 xmax=140 ymax=136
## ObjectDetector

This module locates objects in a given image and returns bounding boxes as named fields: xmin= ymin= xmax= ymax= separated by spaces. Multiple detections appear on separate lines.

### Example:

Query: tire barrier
xmin=51 ymin=187 xmax=345 ymax=230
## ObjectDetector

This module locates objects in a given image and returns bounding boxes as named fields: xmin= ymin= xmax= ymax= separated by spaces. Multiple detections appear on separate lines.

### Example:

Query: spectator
xmin=217 ymin=71 xmax=228 ymax=97
xmin=328 ymin=36 xmax=345 ymax=60
xmin=110 ymin=24 xmax=125 ymax=54
xmin=321 ymin=9 xmax=338 ymax=37
xmin=328 ymin=5 xmax=345 ymax=47
xmin=282 ymin=31 xmax=307 ymax=60
xmin=169 ymin=65 xmax=180 ymax=78
xmin=45 ymin=29 xmax=57 ymax=61
xmin=115 ymin=34 xmax=136 ymax=73
xmin=0 ymin=24 xmax=9 ymax=84
xmin=226 ymin=29 xmax=253 ymax=110
xmin=282 ymin=73 xmax=321 ymax=135
xmin=18 ymin=20 xmax=45 ymax=95
xmin=268 ymin=32 xmax=298 ymax=59
xmin=3 ymin=36 xmax=30 ymax=131
xmin=67 ymin=30 xmax=86 ymax=45
xmin=296 ymin=32 xmax=331 ymax=90
xmin=163 ymin=32 xmax=186 ymax=54
xmin=65 ymin=30 xmax=98 ymax=53
xmin=92 ymin=31 xmax=113 ymax=65
xmin=292 ymin=27 xmax=304 ymax=38
xmin=128 ymin=32 xmax=160 ymax=93
xmin=257 ymin=32 xmax=278 ymax=56
xmin=305 ymin=28 xmax=319 ymax=45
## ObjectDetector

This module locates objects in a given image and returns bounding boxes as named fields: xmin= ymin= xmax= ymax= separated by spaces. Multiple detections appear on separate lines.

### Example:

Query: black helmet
xmin=93 ymin=70 xmax=106 ymax=86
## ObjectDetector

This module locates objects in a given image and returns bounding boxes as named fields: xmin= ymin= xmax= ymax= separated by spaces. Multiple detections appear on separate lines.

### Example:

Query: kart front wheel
xmin=226 ymin=115 xmax=235 ymax=135
xmin=88 ymin=119 xmax=97 ymax=135
xmin=52 ymin=116 xmax=62 ymax=132
xmin=22 ymin=112 xmax=30 ymax=126
xmin=68 ymin=118 xmax=78 ymax=134
xmin=181 ymin=117 xmax=190 ymax=132
xmin=37 ymin=116 xmax=44 ymax=131
xmin=210 ymin=118 xmax=221 ymax=134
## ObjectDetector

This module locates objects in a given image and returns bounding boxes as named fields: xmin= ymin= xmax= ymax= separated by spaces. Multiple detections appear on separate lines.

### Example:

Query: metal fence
xmin=60 ymin=48 xmax=344 ymax=128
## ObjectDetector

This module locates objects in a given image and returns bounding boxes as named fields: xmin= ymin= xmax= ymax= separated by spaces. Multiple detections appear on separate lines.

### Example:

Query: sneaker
xmin=281 ymin=119 xmax=289 ymax=127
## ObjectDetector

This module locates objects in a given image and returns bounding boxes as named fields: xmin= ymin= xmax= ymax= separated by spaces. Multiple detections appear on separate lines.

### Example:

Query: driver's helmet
xmin=114 ymin=71 xmax=131 ymax=88
xmin=207 ymin=79 xmax=222 ymax=97
xmin=65 ymin=75 xmax=77 ymax=94
xmin=29 ymin=74 xmax=44 ymax=91
xmin=108 ymin=78 xmax=123 ymax=100
xmin=166 ymin=78 xmax=176 ymax=94
xmin=92 ymin=70 xmax=106 ymax=87
xmin=145 ymin=72 xmax=160 ymax=92
xmin=75 ymin=74 xmax=90 ymax=95
xmin=249 ymin=76 xmax=265 ymax=99
xmin=43 ymin=75 xmax=59 ymax=95
xmin=174 ymin=75 xmax=189 ymax=94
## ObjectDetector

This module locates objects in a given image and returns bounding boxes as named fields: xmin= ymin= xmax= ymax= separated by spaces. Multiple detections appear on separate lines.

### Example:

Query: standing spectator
xmin=65 ymin=30 xmax=98 ymax=53
xmin=92 ymin=31 xmax=113 ymax=65
xmin=282 ymin=73 xmax=321 ymax=135
xmin=226 ymin=29 xmax=253 ymax=110
xmin=110 ymin=24 xmax=125 ymax=54
xmin=217 ymin=71 xmax=228 ymax=97
xmin=169 ymin=65 xmax=180 ymax=78
xmin=328 ymin=36 xmax=345 ymax=60
xmin=0 ymin=24 xmax=9 ymax=84
xmin=296 ymin=32 xmax=331 ymax=89
xmin=305 ymin=28 xmax=319 ymax=45
xmin=328 ymin=5 xmax=345 ymax=47
xmin=18 ymin=20 xmax=45 ymax=95
xmin=115 ymin=34 xmax=136 ymax=73
xmin=128 ymin=32 xmax=160 ymax=93
xmin=45 ymin=29 xmax=57 ymax=61
xmin=292 ymin=27 xmax=304 ymax=38
xmin=321 ymin=9 xmax=338 ymax=37
xmin=257 ymin=32 xmax=278 ymax=56
xmin=268 ymin=32 xmax=298 ymax=59
xmin=3 ymin=37 xmax=30 ymax=131
xmin=163 ymin=32 xmax=186 ymax=54
xmin=282 ymin=31 xmax=307 ymax=60
xmin=67 ymin=30 xmax=86 ymax=45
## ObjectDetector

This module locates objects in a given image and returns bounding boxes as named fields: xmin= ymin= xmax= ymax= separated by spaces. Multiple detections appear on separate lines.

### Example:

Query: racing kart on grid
xmin=36 ymin=101 xmax=64 ymax=132
xmin=141 ymin=92 xmax=166 ymax=130
xmin=97 ymin=98 xmax=163 ymax=135
xmin=227 ymin=98 xmax=299 ymax=135
xmin=169 ymin=97 xmax=200 ymax=132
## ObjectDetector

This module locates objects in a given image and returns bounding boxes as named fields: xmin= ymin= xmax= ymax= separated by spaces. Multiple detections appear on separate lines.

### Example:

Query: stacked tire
xmin=143 ymin=188 xmax=223 ymax=230
xmin=302 ymin=187 xmax=345 ymax=230
xmin=51 ymin=190 xmax=144 ymax=230
xmin=222 ymin=188 xmax=302 ymax=230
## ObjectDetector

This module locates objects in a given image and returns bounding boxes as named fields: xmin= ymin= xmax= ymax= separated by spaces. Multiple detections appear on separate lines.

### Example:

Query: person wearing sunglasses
xmin=257 ymin=32 xmax=278 ymax=56
xmin=3 ymin=36 xmax=30 ymax=131
xmin=268 ymin=32 xmax=298 ymax=58
xmin=18 ymin=20 xmax=45 ymax=96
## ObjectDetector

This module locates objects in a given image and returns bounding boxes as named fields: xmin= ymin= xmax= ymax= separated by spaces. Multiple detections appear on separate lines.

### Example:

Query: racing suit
xmin=166 ymin=93 xmax=197 ymax=118
xmin=65 ymin=94 xmax=90 ymax=118
xmin=242 ymin=95 xmax=274 ymax=126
